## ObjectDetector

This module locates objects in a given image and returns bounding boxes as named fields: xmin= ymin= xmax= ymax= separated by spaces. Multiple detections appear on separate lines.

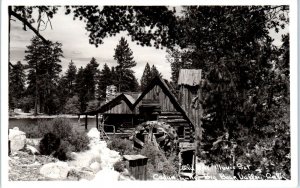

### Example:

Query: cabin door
xmin=139 ymin=99 xmax=161 ymax=122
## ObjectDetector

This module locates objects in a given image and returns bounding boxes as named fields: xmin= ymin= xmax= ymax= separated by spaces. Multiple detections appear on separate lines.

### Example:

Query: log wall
xmin=135 ymin=85 xmax=177 ymax=112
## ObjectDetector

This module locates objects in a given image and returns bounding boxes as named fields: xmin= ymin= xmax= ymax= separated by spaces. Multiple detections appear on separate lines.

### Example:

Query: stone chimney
xmin=106 ymin=85 xmax=117 ymax=102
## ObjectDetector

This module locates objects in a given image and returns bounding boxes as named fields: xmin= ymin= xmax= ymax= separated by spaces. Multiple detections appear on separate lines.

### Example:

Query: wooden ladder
xmin=99 ymin=124 xmax=110 ymax=141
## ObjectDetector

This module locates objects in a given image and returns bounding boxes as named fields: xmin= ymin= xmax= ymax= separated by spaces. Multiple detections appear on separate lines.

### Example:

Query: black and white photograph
xmin=2 ymin=1 xmax=298 ymax=186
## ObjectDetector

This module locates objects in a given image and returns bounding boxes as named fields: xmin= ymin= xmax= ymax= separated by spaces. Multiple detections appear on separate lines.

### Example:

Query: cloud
xmin=9 ymin=7 xmax=171 ymax=82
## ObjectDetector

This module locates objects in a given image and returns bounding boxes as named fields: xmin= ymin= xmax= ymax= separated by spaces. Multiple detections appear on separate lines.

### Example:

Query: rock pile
xmin=9 ymin=127 xmax=26 ymax=153
xmin=9 ymin=127 xmax=135 ymax=181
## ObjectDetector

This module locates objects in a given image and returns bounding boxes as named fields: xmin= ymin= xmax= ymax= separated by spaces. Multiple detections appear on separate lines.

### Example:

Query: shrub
xmin=141 ymin=143 xmax=162 ymax=171
xmin=20 ymin=119 xmax=53 ymax=138
xmin=39 ymin=133 xmax=61 ymax=156
xmin=68 ymin=130 xmax=90 ymax=152
xmin=141 ymin=143 xmax=178 ymax=177
xmin=160 ymin=161 xmax=177 ymax=176
xmin=38 ymin=118 xmax=90 ymax=161
xmin=107 ymin=137 xmax=136 ymax=155
xmin=36 ymin=119 xmax=54 ymax=136
xmin=113 ymin=161 xmax=126 ymax=172
xmin=51 ymin=118 xmax=73 ymax=140
xmin=54 ymin=140 xmax=75 ymax=161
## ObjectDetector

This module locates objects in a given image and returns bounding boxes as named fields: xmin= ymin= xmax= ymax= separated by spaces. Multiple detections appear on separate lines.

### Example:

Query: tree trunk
xmin=34 ymin=62 xmax=38 ymax=116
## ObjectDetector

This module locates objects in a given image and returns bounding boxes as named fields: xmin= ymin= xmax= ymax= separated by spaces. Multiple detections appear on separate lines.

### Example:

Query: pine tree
xmin=114 ymin=37 xmax=138 ymax=92
xmin=24 ymin=36 xmax=63 ymax=115
xmin=110 ymin=66 xmax=118 ymax=85
xmin=150 ymin=64 xmax=162 ymax=79
xmin=84 ymin=57 xmax=100 ymax=101
xmin=56 ymin=75 xmax=69 ymax=113
xmin=73 ymin=58 xmax=100 ymax=113
xmin=97 ymin=63 xmax=112 ymax=100
xmin=65 ymin=60 xmax=77 ymax=97
xmin=63 ymin=95 xmax=81 ymax=114
xmin=74 ymin=67 xmax=87 ymax=113
xmin=140 ymin=63 xmax=152 ymax=91
xmin=9 ymin=61 xmax=25 ymax=111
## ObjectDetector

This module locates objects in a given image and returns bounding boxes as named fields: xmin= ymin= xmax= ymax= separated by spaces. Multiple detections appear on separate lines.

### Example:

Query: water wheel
xmin=130 ymin=121 xmax=179 ymax=152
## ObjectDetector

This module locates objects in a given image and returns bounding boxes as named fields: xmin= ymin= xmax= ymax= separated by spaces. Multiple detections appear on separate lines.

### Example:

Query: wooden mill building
xmin=79 ymin=69 xmax=202 ymax=176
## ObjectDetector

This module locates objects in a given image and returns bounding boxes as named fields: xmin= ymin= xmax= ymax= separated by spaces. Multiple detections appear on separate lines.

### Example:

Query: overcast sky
xmin=10 ymin=6 xmax=287 ymax=83
xmin=10 ymin=7 xmax=172 ymax=82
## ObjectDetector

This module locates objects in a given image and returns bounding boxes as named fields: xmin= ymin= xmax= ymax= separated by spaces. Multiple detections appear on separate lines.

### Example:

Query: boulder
xmin=90 ymin=161 xmax=102 ymax=172
xmin=40 ymin=161 xmax=70 ymax=180
xmin=67 ymin=168 xmax=95 ymax=181
xmin=24 ymin=145 xmax=40 ymax=155
xmin=9 ymin=128 xmax=26 ymax=153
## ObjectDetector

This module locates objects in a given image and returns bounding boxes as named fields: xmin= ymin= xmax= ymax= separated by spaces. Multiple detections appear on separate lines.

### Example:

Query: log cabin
xmin=79 ymin=69 xmax=202 ymax=177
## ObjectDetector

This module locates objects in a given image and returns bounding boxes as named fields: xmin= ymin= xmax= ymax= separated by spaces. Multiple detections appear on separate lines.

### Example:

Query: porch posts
xmin=96 ymin=114 xmax=99 ymax=129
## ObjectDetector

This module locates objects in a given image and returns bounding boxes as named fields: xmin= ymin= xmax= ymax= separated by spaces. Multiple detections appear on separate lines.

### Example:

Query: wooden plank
xmin=133 ymin=136 xmax=144 ymax=147
xmin=123 ymin=155 xmax=148 ymax=161
xmin=166 ymin=119 xmax=188 ymax=123
xmin=143 ymin=159 xmax=148 ymax=180
xmin=158 ymin=115 xmax=184 ymax=119
xmin=138 ymin=159 xmax=142 ymax=180
xmin=160 ymin=111 xmax=182 ymax=115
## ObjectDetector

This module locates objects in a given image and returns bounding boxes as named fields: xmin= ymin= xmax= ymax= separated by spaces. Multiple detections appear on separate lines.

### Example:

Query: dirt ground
xmin=9 ymin=151 xmax=59 ymax=181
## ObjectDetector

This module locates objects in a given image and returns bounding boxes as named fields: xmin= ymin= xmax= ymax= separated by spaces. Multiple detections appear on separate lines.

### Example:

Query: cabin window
xmin=177 ymin=126 xmax=185 ymax=138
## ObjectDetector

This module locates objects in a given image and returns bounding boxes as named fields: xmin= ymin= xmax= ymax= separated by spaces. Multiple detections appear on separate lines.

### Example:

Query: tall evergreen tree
xmin=83 ymin=57 xmax=100 ymax=101
xmin=73 ymin=58 xmax=100 ymax=113
xmin=74 ymin=67 xmax=87 ymax=113
xmin=56 ymin=75 xmax=69 ymax=113
xmin=63 ymin=95 xmax=81 ymax=114
xmin=114 ymin=37 xmax=138 ymax=92
xmin=140 ymin=63 xmax=152 ymax=91
xmin=110 ymin=66 xmax=118 ymax=85
xmin=65 ymin=60 xmax=77 ymax=97
xmin=97 ymin=63 xmax=112 ymax=100
xmin=24 ymin=36 xmax=63 ymax=115
xmin=150 ymin=64 xmax=162 ymax=79
xmin=9 ymin=61 xmax=26 ymax=111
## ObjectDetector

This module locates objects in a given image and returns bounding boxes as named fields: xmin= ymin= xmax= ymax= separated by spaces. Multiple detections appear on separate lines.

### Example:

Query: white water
xmin=68 ymin=128 xmax=132 ymax=181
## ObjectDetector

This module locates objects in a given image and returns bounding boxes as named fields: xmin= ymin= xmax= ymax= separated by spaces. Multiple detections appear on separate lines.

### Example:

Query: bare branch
xmin=47 ymin=15 xmax=53 ymax=29
xmin=37 ymin=9 xmax=42 ymax=31
xmin=10 ymin=10 xmax=49 ymax=44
